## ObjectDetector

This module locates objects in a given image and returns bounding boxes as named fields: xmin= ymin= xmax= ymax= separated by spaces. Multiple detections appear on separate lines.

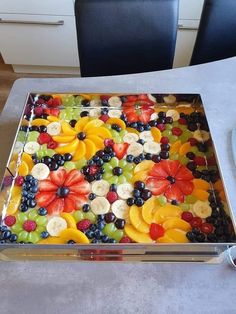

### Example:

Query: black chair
xmin=75 ymin=0 xmax=179 ymax=77
xmin=190 ymin=0 xmax=236 ymax=65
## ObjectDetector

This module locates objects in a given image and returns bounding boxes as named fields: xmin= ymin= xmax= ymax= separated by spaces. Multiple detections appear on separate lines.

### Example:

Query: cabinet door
xmin=173 ymin=20 xmax=199 ymax=68
xmin=0 ymin=14 xmax=79 ymax=67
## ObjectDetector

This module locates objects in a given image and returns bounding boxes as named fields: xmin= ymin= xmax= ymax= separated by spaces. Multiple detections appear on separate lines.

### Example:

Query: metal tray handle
xmin=0 ymin=18 xmax=64 ymax=26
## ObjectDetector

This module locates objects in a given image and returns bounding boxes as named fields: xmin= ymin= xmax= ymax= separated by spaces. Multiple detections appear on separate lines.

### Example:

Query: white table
xmin=0 ymin=58 xmax=236 ymax=314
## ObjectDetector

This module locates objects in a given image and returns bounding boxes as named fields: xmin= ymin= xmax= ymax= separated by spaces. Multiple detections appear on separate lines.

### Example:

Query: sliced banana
xmin=193 ymin=130 xmax=210 ymax=142
xmin=108 ymin=109 xmax=121 ymax=118
xmin=24 ymin=141 xmax=40 ymax=154
xmin=108 ymin=96 xmax=122 ymax=107
xmin=166 ymin=109 xmax=180 ymax=121
xmin=117 ymin=183 xmax=133 ymax=199
xmin=111 ymin=200 xmax=129 ymax=219
xmin=123 ymin=132 xmax=139 ymax=144
xmin=139 ymin=131 xmax=154 ymax=142
xmin=47 ymin=122 xmax=61 ymax=136
xmin=89 ymin=108 xmax=101 ymax=118
xmin=143 ymin=141 xmax=161 ymax=154
xmin=163 ymin=94 xmax=176 ymax=104
xmin=150 ymin=112 xmax=158 ymax=120
xmin=91 ymin=196 xmax=110 ymax=215
xmin=31 ymin=163 xmax=50 ymax=180
xmin=193 ymin=200 xmax=212 ymax=218
xmin=92 ymin=180 xmax=110 ymax=196
xmin=13 ymin=141 xmax=24 ymax=154
xmin=148 ymin=94 xmax=157 ymax=103
xmin=90 ymin=99 xmax=101 ymax=107
xmin=46 ymin=217 xmax=67 ymax=237
xmin=127 ymin=142 xmax=143 ymax=157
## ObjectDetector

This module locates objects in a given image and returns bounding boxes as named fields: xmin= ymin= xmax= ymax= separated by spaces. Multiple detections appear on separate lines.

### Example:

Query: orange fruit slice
xmin=214 ymin=179 xmax=224 ymax=191
xmin=72 ymin=141 xmax=86 ymax=161
xmin=84 ymin=139 xmax=96 ymax=160
xmin=193 ymin=179 xmax=210 ymax=191
xmin=151 ymin=127 xmax=162 ymax=142
xmin=106 ymin=118 xmax=126 ymax=130
xmin=170 ymin=140 xmax=182 ymax=154
xmin=87 ymin=127 xmax=111 ymax=139
xmin=179 ymin=142 xmax=191 ymax=156
xmin=129 ymin=205 xmax=149 ymax=233
xmin=88 ymin=135 xmax=104 ymax=150
xmin=83 ymin=119 xmax=104 ymax=131
xmin=31 ymin=119 xmax=49 ymax=127
xmin=5 ymin=186 xmax=22 ymax=215
xmin=18 ymin=160 xmax=29 ymax=176
xmin=124 ymin=224 xmax=153 ymax=243
xmin=61 ymin=122 xmax=76 ymax=136
xmin=21 ymin=152 xmax=34 ymax=170
xmin=74 ymin=117 xmax=90 ymax=132
xmin=192 ymin=189 xmax=209 ymax=201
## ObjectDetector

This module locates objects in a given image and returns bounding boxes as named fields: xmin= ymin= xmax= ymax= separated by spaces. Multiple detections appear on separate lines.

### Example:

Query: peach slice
xmin=165 ymin=229 xmax=189 ymax=243
xmin=124 ymin=224 xmax=153 ymax=243
xmin=131 ymin=170 xmax=149 ymax=183
xmin=151 ymin=127 xmax=162 ymax=142
xmin=31 ymin=118 xmax=49 ymax=127
xmin=193 ymin=178 xmax=211 ymax=190
xmin=192 ymin=189 xmax=209 ymax=201
xmin=142 ymin=197 xmax=159 ymax=224
xmin=106 ymin=118 xmax=126 ymax=130
xmin=162 ymin=217 xmax=191 ymax=232
xmin=154 ymin=204 xmax=182 ymax=224
xmin=134 ymin=160 xmax=154 ymax=174
xmin=59 ymin=228 xmax=90 ymax=244
xmin=179 ymin=142 xmax=191 ymax=156
xmin=170 ymin=140 xmax=181 ymax=154
xmin=129 ymin=205 xmax=149 ymax=233
xmin=157 ymin=234 xmax=176 ymax=243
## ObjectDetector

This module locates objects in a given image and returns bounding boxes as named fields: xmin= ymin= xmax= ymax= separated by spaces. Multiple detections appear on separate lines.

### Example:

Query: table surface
xmin=0 ymin=58 xmax=236 ymax=314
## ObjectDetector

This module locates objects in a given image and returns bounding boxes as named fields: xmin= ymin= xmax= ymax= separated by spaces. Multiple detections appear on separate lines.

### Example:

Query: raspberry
xmin=76 ymin=219 xmax=91 ymax=232
xmin=119 ymin=236 xmax=132 ymax=243
xmin=178 ymin=118 xmax=187 ymax=125
xmin=47 ymin=140 xmax=58 ymax=149
xmin=23 ymin=220 xmax=37 ymax=232
xmin=194 ymin=156 xmax=206 ymax=166
xmin=99 ymin=114 xmax=109 ymax=122
xmin=149 ymin=223 xmax=165 ymax=240
xmin=47 ymin=97 xmax=61 ymax=107
xmin=106 ymin=191 xmax=118 ymax=204
xmin=4 ymin=215 xmax=16 ymax=227
xmin=172 ymin=127 xmax=183 ymax=136
xmin=38 ymin=133 xmax=52 ymax=144
xmin=34 ymin=106 xmax=44 ymax=117
xmin=188 ymin=137 xmax=198 ymax=146
xmin=104 ymin=138 xmax=114 ymax=147
xmin=89 ymin=165 xmax=98 ymax=175
xmin=49 ymin=108 xmax=60 ymax=117
xmin=15 ymin=176 xmax=24 ymax=186
xmin=160 ymin=136 xmax=169 ymax=144
xmin=157 ymin=124 xmax=165 ymax=132
xmin=190 ymin=217 xmax=202 ymax=228
xmin=181 ymin=211 xmax=193 ymax=222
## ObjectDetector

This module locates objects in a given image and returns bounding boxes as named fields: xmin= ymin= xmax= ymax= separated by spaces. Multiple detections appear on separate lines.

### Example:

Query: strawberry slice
xmin=38 ymin=180 xmax=58 ymax=192
xmin=175 ymin=180 xmax=194 ymax=195
xmin=161 ymin=160 xmax=181 ymax=177
xmin=64 ymin=169 xmax=84 ymax=186
xmin=50 ymin=169 xmax=67 ymax=186
xmin=67 ymin=194 xmax=87 ymax=210
xmin=38 ymin=133 xmax=52 ymax=145
xmin=175 ymin=166 xmax=194 ymax=181
xmin=63 ymin=196 xmax=76 ymax=213
xmin=140 ymin=107 xmax=154 ymax=124
xmin=47 ymin=198 xmax=64 ymax=215
xmin=164 ymin=185 xmax=184 ymax=203
xmin=113 ymin=143 xmax=129 ymax=160
xmin=126 ymin=95 xmax=137 ymax=102
xmin=70 ymin=181 xmax=91 ymax=194
xmin=149 ymin=163 xmax=168 ymax=179
xmin=47 ymin=97 xmax=62 ymax=108
xmin=36 ymin=192 xmax=56 ymax=207
xmin=146 ymin=178 xmax=170 ymax=195
xmin=43 ymin=108 xmax=60 ymax=117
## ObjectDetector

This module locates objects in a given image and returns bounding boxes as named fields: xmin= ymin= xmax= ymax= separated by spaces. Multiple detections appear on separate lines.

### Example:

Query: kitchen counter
xmin=0 ymin=58 xmax=236 ymax=314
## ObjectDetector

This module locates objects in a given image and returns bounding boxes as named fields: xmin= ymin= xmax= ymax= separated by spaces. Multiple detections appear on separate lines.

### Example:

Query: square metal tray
xmin=0 ymin=92 xmax=235 ymax=263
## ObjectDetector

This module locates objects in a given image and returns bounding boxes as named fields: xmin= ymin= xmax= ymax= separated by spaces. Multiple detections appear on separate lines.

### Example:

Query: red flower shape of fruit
xmin=36 ymin=169 xmax=90 ymax=215
xmin=123 ymin=94 xmax=155 ymax=124
xmin=146 ymin=160 xmax=194 ymax=203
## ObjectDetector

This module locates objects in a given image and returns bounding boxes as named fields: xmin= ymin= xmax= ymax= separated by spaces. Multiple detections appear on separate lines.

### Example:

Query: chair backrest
xmin=75 ymin=0 xmax=179 ymax=77
xmin=190 ymin=0 xmax=236 ymax=65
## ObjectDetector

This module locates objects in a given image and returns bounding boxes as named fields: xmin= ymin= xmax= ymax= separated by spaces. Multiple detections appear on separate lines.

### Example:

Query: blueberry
xmin=101 ymin=108 xmax=108 ymax=114
xmin=2 ymin=230 xmax=11 ymax=240
xmin=85 ymin=230 xmax=94 ymax=239
xmin=108 ymin=239 xmax=116 ymax=243
xmin=27 ymin=199 xmax=37 ymax=208
xmin=126 ymin=154 xmax=134 ymax=162
xmin=134 ymin=181 xmax=145 ymax=190
xmin=86 ymin=175 xmax=95 ymax=182
xmin=159 ymin=151 xmax=169 ymax=159
xmin=52 ymin=154 xmax=63 ymax=162
xmin=102 ymin=154 xmax=111 ymax=162
xmin=94 ymin=229 xmax=103 ymax=240
xmin=82 ymin=166 xmax=90 ymax=175
xmin=101 ymin=235 xmax=109 ymax=243
xmin=21 ymin=197 xmax=28 ymax=204
xmin=98 ymin=167 xmax=105 ymax=174
xmin=94 ymin=173 xmax=103 ymax=180
xmin=115 ymin=219 xmax=125 ymax=229
xmin=89 ymin=224 xmax=97 ymax=231
xmin=152 ymin=155 xmax=161 ymax=163
xmin=9 ymin=234 xmax=17 ymax=242
xmin=39 ymin=125 xmax=47 ymax=133
xmin=20 ymin=125 xmax=28 ymax=132
xmin=188 ymin=123 xmax=198 ymax=131
xmin=82 ymin=204 xmax=90 ymax=213
xmin=41 ymin=231 xmax=49 ymax=239
xmin=111 ymin=124 xmax=121 ymax=132
xmin=149 ymin=120 xmax=157 ymax=127
xmin=67 ymin=240 xmax=76 ymax=244
xmin=137 ymin=125 xmax=144 ymax=132
xmin=25 ymin=175 xmax=34 ymax=182
xmin=141 ymin=189 xmax=152 ymax=200
xmin=139 ymin=153 xmax=145 ymax=161
xmin=165 ymin=117 xmax=173 ymax=124
xmin=29 ymin=185 xmax=38 ymax=193
xmin=186 ymin=152 xmax=195 ymax=160
xmin=57 ymin=187 xmax=70 ymax=198
xmin=130 ymin=122 xmax=138 ymax=129
xmin=105 ymin=213 xmax=116 ymax=223
xmin=104 ymin=146 xmax=113 ymax=154
xmin=50 ymin=161 xmax=59 ymax=171
xmin=91 ymin=239 xmax=100 ymax=244
xmin=145 ymin=153 xmax=152 ymax=160
xmin=69 ymin=120 xmax=77 ymax=128
xmin=144 ymin=124 xmax=151 ymax=131
xmin=196 ymin=233 xmax=205 ymax=242
xmin=158 ymin=111 xmax=166 ymax=118
xmin=186 ymin=231 xmax=196 ymax=242
xmin=97 ymin=221 xmax=105 ymax=230
xmin=0 ymin=225 xmax=8 ymax=232
xmin=127 ymin=198 xmax=135 ymax=206
xmin=137 ymin=139 xmax=145 ymax=145
xmin=135 ymin=198 xmax=144 ymax=207
xmin=41 ymin=156 xmax=52 ymax=165
xmin=93 ymin=155 xmax=100 ymax=162
xmin=133 ymin=189 xmax=141 ymax=198
xmin=171 ymin=200 xmax=178 ymax=205
xmin=20 ymin=204 xmax=28 ymax=212
xmin=113 ymin=167 xmax=123 ymax=176
xmin=161 ymin=143 xmax=170 ymax=151
xmin=57 ymin=159 xmax=65 ymax=166
xmin=38 ymin=207 xmax=47 ymax=216
xmin=96 ymin=159 xmax=104 ymax=167
xmin=133 ymin=157 xmax=141 ymax=164
xmin=80 ymin=111 xmax=89 ymax=117
xmin=206 ymin=233 xmax=217 ymax=243
xmin=22 ymin=182 xmax=31 ymax=190
xmin=89 ymin=193 xmax=96 ymax=200
xmin=28 ymin=193 xmax=35 ymax=200
xmin=97 ymin=215 xmax=105 ymax=222
xmin=64 ymin=153 xmax=72 ymax=161
xmin=96 ymin=150 xmax=105 ymax=158
xmin=77 ymin=132 xmax=86 ymax=140
xmin=110 ymin=184 xmax=117 ymax=192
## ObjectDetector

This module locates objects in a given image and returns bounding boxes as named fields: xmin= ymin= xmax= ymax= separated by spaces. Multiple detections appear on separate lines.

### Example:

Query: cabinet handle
xmin=0 ymin=18 xmax=64 ymax=26
xmin=178 ymin=24 xmax=198 ymax=31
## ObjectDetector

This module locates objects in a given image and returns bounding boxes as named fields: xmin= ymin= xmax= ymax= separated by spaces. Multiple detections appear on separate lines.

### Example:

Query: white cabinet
xmin=173 ymin=0 xmax=204 ymax=68
xmin=0 ymin=0 xmax=79 ymax=74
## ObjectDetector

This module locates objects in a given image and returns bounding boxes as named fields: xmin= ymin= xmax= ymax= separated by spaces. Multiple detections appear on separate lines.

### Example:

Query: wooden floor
xmin=0 ymin=55 xmax=78 ymax=113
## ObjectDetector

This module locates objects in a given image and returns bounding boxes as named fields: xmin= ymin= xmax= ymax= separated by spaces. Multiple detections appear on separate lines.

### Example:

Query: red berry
xmin=38 ymin=133 xmax=52 ymax=144
xmin=201 ymin=223 xmax=214 ymax=234
xmin=15 ymin=176 xmax=24 ymax=186
xmin=194 ymin=156 xmax=206 ymax=166
xmin=157 ymin=124 xmax=165 ymax=132
xmin=190 ymin=217 xmax=202 ymax=228
xmin=181 ymin=211 xmax=193 ymax=222
xmin=100 ymin=95 xmax=110 ymax=101
xmin=149 ymin=223 xmax=165 ymax=240
xmin=23 ymin=220 xmax=37 ymax=232
xmin=99 ymin=114 xmax=109 ymax=122
xmin=178 ymin=118 xmax=187 ymax=125
xmin=50 ymin=108 xmax=60 ymax=117
xmin=160 ymin=136 xmax=169 ymax=144
xmin=106 ymin=191 xmax=118 ymax=204
xmin=4 ymin=215 xmax=16 ymax=227
xmin=188 ymin=138 xmax=198 ymax=146
xmin=47 ymin=140 xmax=58 ymax=149
xmin=36 ymin=98 xmax=45 ymax=105
xmin=104 ymin=138 xmax=114 ymax=147
xmin=120 ymin=236 xmax=132 ymax=243
xmin=172 ymin=127 xmax=183 ymax=136
xmin=34 ymin=106 xmax=44 ymax=117
xmin=89 ymin=165 xmax=98 ymax=175
xmin=76 ymin=219 xmax=91 ymax=232
xmin=47 ymin=97 xmax=61 ymax=108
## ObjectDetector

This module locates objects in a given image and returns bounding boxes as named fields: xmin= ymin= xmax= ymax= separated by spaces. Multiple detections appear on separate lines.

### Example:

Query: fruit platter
xmin=0 ymin=92 xmax=235 ymax=262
